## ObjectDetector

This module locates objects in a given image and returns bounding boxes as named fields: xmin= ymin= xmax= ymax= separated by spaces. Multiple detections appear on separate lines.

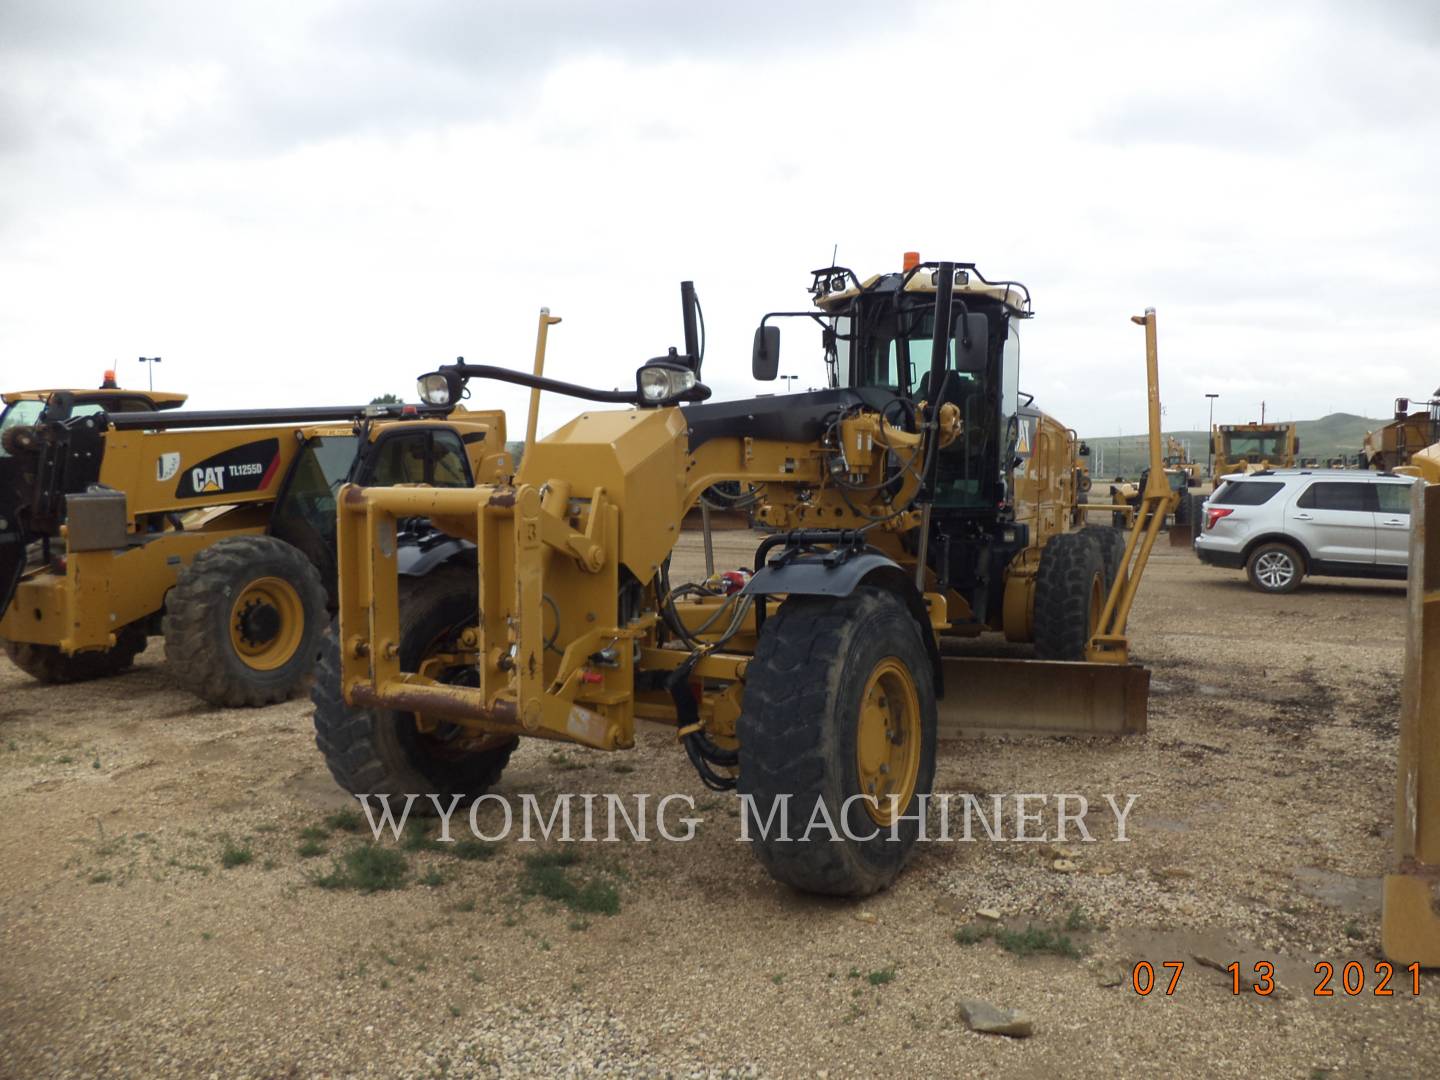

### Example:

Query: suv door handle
xmin=1381 ymin=518 xmax=1408 ymax=527
xmin=1292 ymin=513 xmax=1313 ymax=521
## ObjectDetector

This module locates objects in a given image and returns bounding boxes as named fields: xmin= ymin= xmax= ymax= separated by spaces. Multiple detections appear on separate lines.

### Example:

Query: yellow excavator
xmin=314 ymin=257 xmax=1175 ymax=895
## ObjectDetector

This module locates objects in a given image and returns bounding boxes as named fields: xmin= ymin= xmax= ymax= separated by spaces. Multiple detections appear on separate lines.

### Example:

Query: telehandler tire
xmin=311 ymin=566 xmax=516 ymax=808
xmin=1033 ymin=532 xmax=1106 ymax=661
xmin=1079 ymin=524 xmax=1126 ymax=588
xmin=737 ymin=586 xmax=937 ymax=897
xmin=1 ymin=622 xmax=147 ymax=684
xmin=163 ymin=535 xmax=327 ymax=707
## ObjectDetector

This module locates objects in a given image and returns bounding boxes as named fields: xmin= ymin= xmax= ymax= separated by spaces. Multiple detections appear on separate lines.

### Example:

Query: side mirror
xmin=1077 ymin=441 xmax=1091 ymax=457
xmin=752 ymin=326 xmax=780 ymax=381
xmin=953 ymin=313 xmax=989 ymax=372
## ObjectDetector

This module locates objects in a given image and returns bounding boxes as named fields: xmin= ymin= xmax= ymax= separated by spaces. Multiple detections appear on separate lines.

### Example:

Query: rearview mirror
xmin=953 ymin=313 xmax=989 ymax=373
xmin=752 ymin=326 xmax=780 ymax=381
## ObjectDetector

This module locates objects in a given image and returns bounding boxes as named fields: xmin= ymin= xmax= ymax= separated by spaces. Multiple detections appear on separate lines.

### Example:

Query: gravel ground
xmin=1 ymin=532 xmax=1435 ymax=1078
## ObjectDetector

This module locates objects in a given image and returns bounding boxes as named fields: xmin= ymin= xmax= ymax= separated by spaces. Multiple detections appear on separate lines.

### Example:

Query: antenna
xmin=831 ymin=242 xmax=838 ymax=267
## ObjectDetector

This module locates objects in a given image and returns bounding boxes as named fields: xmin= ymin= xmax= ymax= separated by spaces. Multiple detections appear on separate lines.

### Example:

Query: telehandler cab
xmin=316 ymin=259 xmax=1175 ymax=895
xmin=0 ymin=384 xmax=509 ymax=705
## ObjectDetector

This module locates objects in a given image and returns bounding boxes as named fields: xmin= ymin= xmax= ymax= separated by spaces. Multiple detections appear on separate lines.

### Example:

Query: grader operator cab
xmin=1363 ymin=394 xmax=1440 ymax=471
xmin=0 ymin=386 xmax=508 ymax=705
xmin=316 ymin=258 xmax=1175 ymax=896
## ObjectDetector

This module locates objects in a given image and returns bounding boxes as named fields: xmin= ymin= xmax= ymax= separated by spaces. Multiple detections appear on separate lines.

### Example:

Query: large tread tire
xmin=311 ymin=566 xmax=516 ymax=808
xmin=1079 ymin=525 xmax=1126 ymax=589
xmin=1 ymin=622 xmax=146 ymax=684
xmin=737 ymin=586 xmax=937 ymax=898
xmin=1033 ymin=532 xmax=1106 ymax=661
xmin=1245 ymin=541 xmax=1304 ymax=594
xmin=162 ymin=535 xmax=327 ymax=707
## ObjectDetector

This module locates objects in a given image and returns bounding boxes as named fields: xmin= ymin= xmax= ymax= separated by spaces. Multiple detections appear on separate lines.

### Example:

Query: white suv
xmin=1193 ymin=469 xmax=1416 ymax=593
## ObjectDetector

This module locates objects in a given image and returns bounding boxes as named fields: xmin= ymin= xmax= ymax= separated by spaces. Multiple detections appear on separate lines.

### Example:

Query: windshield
xmin=843 ymin=306 xmax=976 ymax=397
xmin=1224 ymin=432 xmax=1287 ymax=459
xmin=0 ymin=401 xmax=43 ymax=456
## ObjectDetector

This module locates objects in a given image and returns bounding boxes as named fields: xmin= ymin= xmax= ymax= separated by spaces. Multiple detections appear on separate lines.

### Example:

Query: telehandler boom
xmin=316 ymin=260 xmax=1174 ymax=895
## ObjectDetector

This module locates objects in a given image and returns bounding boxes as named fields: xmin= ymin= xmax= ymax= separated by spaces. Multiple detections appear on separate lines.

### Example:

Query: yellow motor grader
xmin=315 ymin=259 xmax=1174 ymax=896
xmin=1211 ymin=420 xmax=1298 ymax=477
xmin=0 ymin=385 xmax=508 ymax=705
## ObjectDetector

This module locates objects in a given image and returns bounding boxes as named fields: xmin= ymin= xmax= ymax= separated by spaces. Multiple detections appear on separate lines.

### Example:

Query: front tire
xmin=163 ymin=535 xmax=327 ymax=707
xmin=737 ymin=586 xmax=937 ymax=897
xmin=1033 ymin=532 xmax=1106 ymax=660
xmin=311 ymin=566 xmax=516 ymax=808
xmin=1 ymin=622 xmax=146 ymax=684
xmin=1246 ymin=542 xmax=1303 ymax=594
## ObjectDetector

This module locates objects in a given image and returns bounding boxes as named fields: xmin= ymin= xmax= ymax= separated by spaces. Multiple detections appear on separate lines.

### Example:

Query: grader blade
xmin=1382 ymin=480 xmax=1440 ymax=966
xmin=936 ymin=657 xmax=1149 ymax=738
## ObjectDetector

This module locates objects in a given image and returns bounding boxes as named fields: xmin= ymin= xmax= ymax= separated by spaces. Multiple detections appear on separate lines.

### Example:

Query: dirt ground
xmin=1 ymin=533 xmax=1434 ymax=1078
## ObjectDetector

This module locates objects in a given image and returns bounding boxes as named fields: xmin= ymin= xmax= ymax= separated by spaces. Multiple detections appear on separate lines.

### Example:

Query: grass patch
xmin=297 ymin=837 xmax=327 ymax=859
xmin=324 ymin=808 xmax=367 ymax=834
xmin=1344 ymin=920 xmax=1363 ymax=941
xmin=993 ymin=924 xmax=1082 ymax=959
xmin=312 ymin=845 xmax=408 ymax=894
xmin=867 ymin=966 xmax=897 ymax=987
xmin=449 ymin=839 xmax=497 ymax=861
xmin=955 ymin=918 xmax=1085 ymax=958
xmin=520 ymin=850 xmax=620 ymax=916
xmin=1064 ymin=904 xmax=1104 ymax=933
xmin=418 ymin=867 xmax=447 ymax=887
xmin=451 ymin=897 xmax=477 ymax=913
xmin=88 ymin=870 xmax=113 ymax=884
xmin=299 ymin=824 xmax=329 ymax=842
xmin=220 ymin=841 xmax=254 ymax=869
xmin=609 ymin=762 xmax=636 ymax=775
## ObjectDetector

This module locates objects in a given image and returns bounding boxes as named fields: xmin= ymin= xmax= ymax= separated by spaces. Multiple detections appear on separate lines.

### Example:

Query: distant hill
xmin=1082 ymin=412 xmax=1385 ymax=478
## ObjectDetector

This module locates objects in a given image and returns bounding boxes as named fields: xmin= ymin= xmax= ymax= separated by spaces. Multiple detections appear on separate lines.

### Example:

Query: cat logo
xmin=1015 ymin=418 xmax=1031 ymax=454
xmin=155 ymin=452 xmax=180 ymax=482
xmin=192 ymin=466 xmax=226 ymax=493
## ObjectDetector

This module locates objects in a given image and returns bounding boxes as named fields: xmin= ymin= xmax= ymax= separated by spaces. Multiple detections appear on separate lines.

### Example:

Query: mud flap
xmin=936 ymin=657 xmax=1148 ymax=738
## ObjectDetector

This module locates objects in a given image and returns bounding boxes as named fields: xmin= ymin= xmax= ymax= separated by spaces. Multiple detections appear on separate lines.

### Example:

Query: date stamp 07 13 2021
xmin=1129 ymin=959 xmax=1423 ymax=998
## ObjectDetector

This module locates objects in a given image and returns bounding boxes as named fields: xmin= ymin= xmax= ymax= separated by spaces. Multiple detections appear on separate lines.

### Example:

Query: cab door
xmin=354 ymin=426 xmax=474 ymax=489
xmin=1374 ymin=480 xmax=1416 ymax=568
xmin=1286 ymin=480 xmax=1377 ymax=565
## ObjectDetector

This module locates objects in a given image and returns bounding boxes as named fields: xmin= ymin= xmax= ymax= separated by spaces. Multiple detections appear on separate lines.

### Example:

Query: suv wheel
xmin=1246 ymin=542 xmax=1303 ymax=594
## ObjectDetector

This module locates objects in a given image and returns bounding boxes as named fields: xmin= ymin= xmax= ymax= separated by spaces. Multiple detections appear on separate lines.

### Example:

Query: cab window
xmin=364 ymin=430 xmax=473 ymax=488
xmin=1376 ymin=483 xmax=1413 ymax=515
xmin=1295 ymin=482 xmax=1376 ymax=512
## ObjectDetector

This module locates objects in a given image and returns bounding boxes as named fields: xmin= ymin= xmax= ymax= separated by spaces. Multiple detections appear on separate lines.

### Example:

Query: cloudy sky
xmin=2 ymin=0 xmax=1436 ymax=436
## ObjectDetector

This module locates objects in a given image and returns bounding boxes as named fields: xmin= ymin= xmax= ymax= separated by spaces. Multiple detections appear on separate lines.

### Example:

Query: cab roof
xmin=812 ymin=265 xmax=1032 ymax=317
xmin=2 ymin=388 xmax=188 ymax=409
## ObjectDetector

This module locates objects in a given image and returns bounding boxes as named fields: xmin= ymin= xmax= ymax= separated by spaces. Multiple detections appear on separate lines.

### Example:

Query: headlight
xmin=416 ymin=373 xmax=451 ymax=406
xmin=637 ymin=363 xmax=696 ymax=404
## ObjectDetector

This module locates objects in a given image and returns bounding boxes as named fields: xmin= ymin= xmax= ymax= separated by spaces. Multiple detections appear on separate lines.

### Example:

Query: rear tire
xmin=737 ymin=586 xmax=937 ymax=897
xmin=1 ymin=622 xmax=146 ymax=684
xmin=1033 ymin=532 xmax=1106 ymax=660
xmin=311 ymin=566 xmax=516 ymax=808
xmin=163 ymin=535 xmax=327 ymax=707
xmin=1245 ymin=542 xmax=1303 ymax=594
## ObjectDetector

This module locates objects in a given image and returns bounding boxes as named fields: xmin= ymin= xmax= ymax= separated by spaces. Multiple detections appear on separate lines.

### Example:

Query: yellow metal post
xmin=1087 ymin=308 xmax=1176 ymax=663
xmin=525 ymin=308 xmax=562 ymax=452
xmin=1382 ymin=480 xmax=1440 ymax=965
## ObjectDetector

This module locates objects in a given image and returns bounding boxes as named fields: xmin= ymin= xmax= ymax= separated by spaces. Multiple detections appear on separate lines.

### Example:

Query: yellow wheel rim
xmin=228 ymin=576 xmax=304 ymax=671
xmin=854 ymin=657 xmax=922 ymax=826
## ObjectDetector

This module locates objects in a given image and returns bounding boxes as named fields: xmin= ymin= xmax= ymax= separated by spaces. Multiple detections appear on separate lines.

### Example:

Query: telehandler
xmin=315 ymin=258 xmax=1174 ymax=895
xmin=0 ymin=384 xmax=509 ymax=705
